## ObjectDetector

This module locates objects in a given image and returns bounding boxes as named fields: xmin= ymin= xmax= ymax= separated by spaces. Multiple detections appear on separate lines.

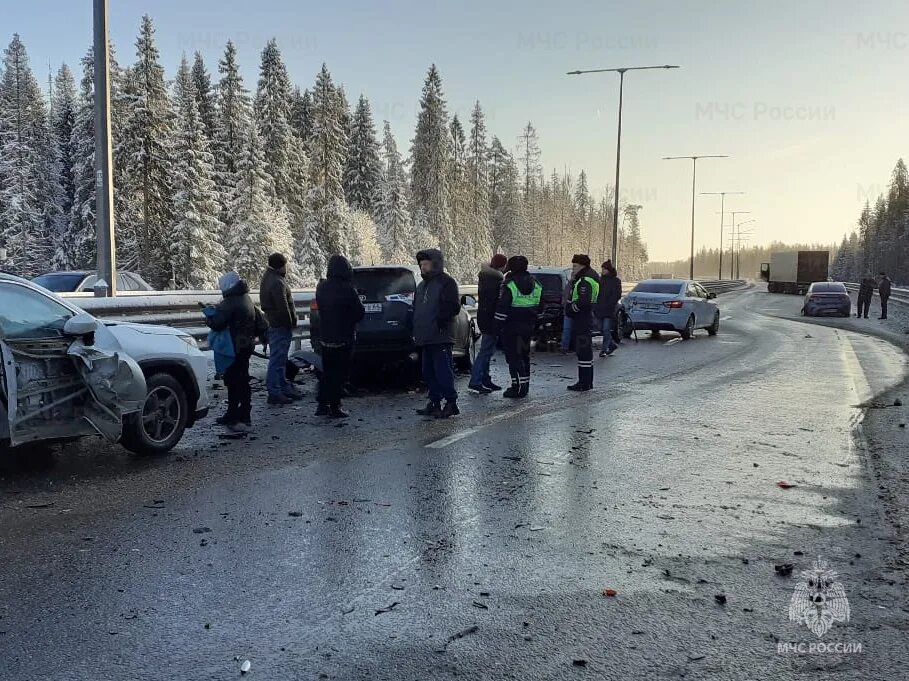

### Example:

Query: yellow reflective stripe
xmin=571 ymin=276 xmax=600 ymax=303
xmin=507 ymin=280 xmax=543 ymax=308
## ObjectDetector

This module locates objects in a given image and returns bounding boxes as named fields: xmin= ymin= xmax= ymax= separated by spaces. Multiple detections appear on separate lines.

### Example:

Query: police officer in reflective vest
xmin=566 ymin=254 xmax=600 ymax=391
xmin=493 ymin=255 xmax=543 ymax=398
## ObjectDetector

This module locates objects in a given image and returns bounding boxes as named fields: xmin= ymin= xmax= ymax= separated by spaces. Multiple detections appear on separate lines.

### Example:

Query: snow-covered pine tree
xmin=255 ymin=39 xmax=295 ymax=203
xmin=410 ymin=65 xmax=453 ymax=260
xmin=49 ymin=63 xmax=78 ymax=268
xmin=290 ymin=87 xmax=314 ymax=150
xmin=516 ymin=121 xmax=542 ymax=262
xmin=467 ymin=101 xmax=491 ymax=261
xmin=0 ymin=34 xmax=55 ymax=276
xmin=488 ymin=136 xmax=522 ymax=255
xmin=123 ymin=15 xmax=177 ymax=285
xmin=66 ymin=47 xmax=99 ymax=270
xmin=376 ymin=121 xmax=414 ymax=263
xmin=345 ymin=210 xmax=382 ymax=266
xmin=214 ymin=40 xmax=252 ymax=224
xmin=109 ymin=44 xmax=142 ymax=272
xmin=343 ymin=94 xmax=382 ymax=216
xmin=169 ymin=56 xmax=225 ymax=289
xmin=575 ymin=170 xmax=591 ymax=253
xmin=191 ymin=51 xmax=218 ymax=145
xmin=227 ymin=121 xmax=305 ymax=284
xmin=307 ymin=63 xmax=348 ymax=256
xmin=448 ymin=114 xmax=471 ymax=278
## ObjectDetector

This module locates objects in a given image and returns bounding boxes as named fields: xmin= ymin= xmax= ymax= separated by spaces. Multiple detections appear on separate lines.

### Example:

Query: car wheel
xmin=679 ymin=315 xmax=695 ymax=340
xmin=707 ymin=312 xmax=720 ymax=336
xmin=455 ymin=331 xmax=474 ymax=372
xmin=121 ymin=372 xmax=189 ymax=456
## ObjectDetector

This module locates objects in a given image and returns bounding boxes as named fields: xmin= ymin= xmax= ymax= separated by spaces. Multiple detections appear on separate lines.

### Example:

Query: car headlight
xmin=178 ymin=334 xmax=198 ymax=349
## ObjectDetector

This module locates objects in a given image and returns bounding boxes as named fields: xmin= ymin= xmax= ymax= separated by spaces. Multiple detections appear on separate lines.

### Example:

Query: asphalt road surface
xmin=2 ymin=284 xmax=909 ymax=680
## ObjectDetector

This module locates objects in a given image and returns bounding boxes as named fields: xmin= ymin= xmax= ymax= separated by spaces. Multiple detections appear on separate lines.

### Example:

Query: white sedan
xmin=624 ymin=279 xmax=720 ymax=339
xmin=1 ymin=273 xmax=210 ymax=456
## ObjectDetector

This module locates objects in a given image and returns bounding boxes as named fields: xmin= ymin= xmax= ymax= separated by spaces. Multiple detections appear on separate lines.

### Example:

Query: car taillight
xmin=663 ymin=300 xmax=684 ymax=308
xmin=310 ymin=300 xmax=319 ymax=311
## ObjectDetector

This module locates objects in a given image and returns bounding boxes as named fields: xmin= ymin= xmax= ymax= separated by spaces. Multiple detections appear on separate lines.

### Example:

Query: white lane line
xmin=426 ymin=428 xmax=479 ymax=449
xmin=721 ymin=315 xmax=732 ymax=321
xmin=424 ymin=399 xmax=546 ymax=449
xmin=840 ymin=335 xmax=872 ymax=403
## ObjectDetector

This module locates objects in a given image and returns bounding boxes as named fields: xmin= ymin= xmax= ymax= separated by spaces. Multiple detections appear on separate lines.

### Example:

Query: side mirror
xmin=461 ymin=295 xmax=477 ymax=307
xmin=707 ymin=292 xmax=717 ymax=299
xmin=63 ymin=312 xmax=98 ymax=337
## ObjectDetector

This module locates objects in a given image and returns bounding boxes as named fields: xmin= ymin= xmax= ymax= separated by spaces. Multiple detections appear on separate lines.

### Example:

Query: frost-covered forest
xmin=0 ymin=17 xmax=649 ymax=288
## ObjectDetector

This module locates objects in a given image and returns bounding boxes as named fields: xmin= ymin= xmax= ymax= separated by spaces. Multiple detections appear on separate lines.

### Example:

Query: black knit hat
xmin=268 ymin=252 xmax=287 ymax=269
xmin=571 ymin=254 xmax=591 ymax=267
xmin=506 ymin=255 xmax=528 ymax=273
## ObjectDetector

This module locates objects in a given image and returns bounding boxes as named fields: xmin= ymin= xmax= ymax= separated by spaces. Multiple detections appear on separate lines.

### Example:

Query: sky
xmin=6 ymin=0 xmax=909 ymax=261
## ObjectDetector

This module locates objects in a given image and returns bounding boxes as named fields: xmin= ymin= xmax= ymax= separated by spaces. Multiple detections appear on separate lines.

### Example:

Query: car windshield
xmin=632 ymin=282 xmax=684 ymax=294
xmin=353 ymin=270 xmax=416 ymax=302
xmin=534 ymin=274 xmax=564 ymax=298
xmin=0 ymin=283 xmax=74 ymax=340
xmin=811 ymin=283 xmax=846 ymax=293
xmin=31 ymin=273 xmax=85 ymax=292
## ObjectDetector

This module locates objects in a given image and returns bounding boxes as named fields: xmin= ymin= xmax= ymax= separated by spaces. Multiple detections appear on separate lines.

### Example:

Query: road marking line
xmin=840 ymin=335 xmax=872 ymax=403
xmin=426 ymin=428 xmax=479 ymax=449
xmin=424 ymin=399 xmax=544 ymax=449
xmin=721 ymin=315 xmax=732 ymax=321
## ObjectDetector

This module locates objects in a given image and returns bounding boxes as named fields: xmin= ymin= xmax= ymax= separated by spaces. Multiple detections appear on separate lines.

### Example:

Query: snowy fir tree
xmin=345 ymin=210 xmax=382 ymax=266
xmin=410 ymin=64 xmax=453 ymax=258
xmin=467 ymin=101 xmax=491 ymax=260
xmin=49 ymin=63 xmax=78 ymax=268
xmin=488 ymin=136 xmax=522 ymax=255
xmin=254 ymin=38 xmax=295 ymax=203
xmin=214 ymin=40 xmax=251 ymax=222
xmin=169 ymin=57 xmax=225 ymax=289
xmin=290 ymin=87 xmax=314 ymax=149
xmin=66 ymin=48 xmax=100 ymax=271
xmin=447 ymin=114 xmax=471 ymax=279
xmin=191 ymin=51 xmax=219 ymax=146
xmin=377 ymin=121 xmax=415 ymax=263
xmin=343 ymin=94 xmax=382 ymax=216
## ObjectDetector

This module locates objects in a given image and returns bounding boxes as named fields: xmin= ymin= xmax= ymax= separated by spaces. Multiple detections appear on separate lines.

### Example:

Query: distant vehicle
xmin=1 ymin=273 xmax=209 ymax=457
xmin=308 ymin=265 xmax=477 ymax=371
xmin=624 ymin=279 xmax=720 ymax=340
xmin=31 ymin=270 xmax=154 ymax=294
xmin=759 ymin=251 xmax=829 ymax=295
xmin=802 ymin=281 xmax=851 ymax=317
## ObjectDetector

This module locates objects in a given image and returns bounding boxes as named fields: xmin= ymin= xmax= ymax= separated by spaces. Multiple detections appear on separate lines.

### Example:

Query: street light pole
xmin=724 ymin=212 xmax=752 ymax=279
xmin=663 ymin=155 xmax=728 ymax=280
xmin=93 ymin=0 xmax=117 ymax=296
xmin=567 ymin=64 xmax=679 ymax=267
xmin=702 ymin=191 xmax=745 ymax=280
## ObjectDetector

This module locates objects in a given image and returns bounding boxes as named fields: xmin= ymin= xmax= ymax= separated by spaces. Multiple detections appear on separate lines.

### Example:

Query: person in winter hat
xmin=566 ymin=254 xmax=600 ymax=391
xmin=314 ymin=255 xmax=365 ymax=418
xmin=595 ymin=260 xmax=622 ymax=357
xmin=468 ymin=253 xmax=508 ymax=394
xmin=413 ymin=248 xmax=462 ymax=419
xmin=493 ymin=255 xmax=542 ymax=398
xmin=260 ymin=253 xmax=301 ymax=405
xmin=878 ymin=272 xmax=892 ymax=320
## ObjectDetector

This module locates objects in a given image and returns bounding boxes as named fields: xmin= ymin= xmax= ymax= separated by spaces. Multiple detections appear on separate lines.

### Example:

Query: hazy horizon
xmin=7 ymin=0 xmax=908 ymax=261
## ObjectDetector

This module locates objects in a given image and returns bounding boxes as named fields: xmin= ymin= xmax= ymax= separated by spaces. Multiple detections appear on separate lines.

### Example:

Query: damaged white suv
xmin=0 ymin=273 xmax=210 ymax=456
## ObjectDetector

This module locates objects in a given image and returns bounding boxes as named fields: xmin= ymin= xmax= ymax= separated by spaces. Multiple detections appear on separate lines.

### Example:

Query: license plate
xmin=364 ymin=303 xmax=382 ymax=313
xmin=641 ymin=304 xmax=660 ymax=310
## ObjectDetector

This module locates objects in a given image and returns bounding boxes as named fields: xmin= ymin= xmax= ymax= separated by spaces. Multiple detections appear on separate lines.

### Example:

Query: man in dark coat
xmin=314 ymin=255 xmax=365 ymax=418
xmin=468 ymin=253 xmax=507 ymax=394
xmin=566 ymin=254 xmax=600 ymax=391
xmin=595 ymin=260 xmax=622 ymax=357
xmin=494 ymin=255 xmax=542 ymax=398
xmin=413 ymin=248 xmax=462 ymax=419
xmin=878 ymin=272 xmax=892 ymax=320
xmin=206 ymin=272 xmax=261 ymax=432
xmin=260 ymin=253 xmax=301 ymax=404
xmin=857 ymin=274 xmax=876 ymax=319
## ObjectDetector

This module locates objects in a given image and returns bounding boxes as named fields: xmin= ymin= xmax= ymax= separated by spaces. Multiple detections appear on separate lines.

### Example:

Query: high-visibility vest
xmin=571 ymin=276 xmax=599 ymax=304
xmin=507 ymin=280 xmax=543 ymax=308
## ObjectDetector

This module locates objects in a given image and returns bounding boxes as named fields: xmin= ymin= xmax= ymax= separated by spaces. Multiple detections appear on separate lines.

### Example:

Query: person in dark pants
xmin=857 ymin=274 xmax=876 ymax=319
xmin=260 ymin=252 xmax=302 ymax=405
xmin=468 ymin=253 xmax=507 ymax=394
xmin=595 ymin=260 xmax=621 ymax=357
xmin=494 ymin=255 xmax=542 ymax=398
xmin=413 ymin=249 xmax=462 ymax=419
xmin=314 ymin=255 xmax=365 ymax=418
xmin=878 ymin=272 xmax=892 ymax=320
xmin=206 ymin=272 xmax=261 ymax=433
xmin=566 ymin=254 xmax=600 ymax=391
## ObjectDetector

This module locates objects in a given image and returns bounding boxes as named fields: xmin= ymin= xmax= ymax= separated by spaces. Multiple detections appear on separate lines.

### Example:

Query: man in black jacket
xmin=878 ymin=272 xmax=892 ymax=320
xmin=468 ymin=253 xmax=507 ymax=394
xmin=595 ymin=260 xmax=622 ymax=357
xmin=857 ymin=274 xmax=876 ymax=319
xmin=260 ymin=253 xmax=301 ymax=405
xmin=413 ymin=248 xmax=462 ymax=419
xmin=494 ymin=255 xmax=542 ymax=398
xmin=314 ymin=255 xmax=365 ymax=418
xmin=566 ymin=254 xmax=600 ymax=391
xmin=206 ymin=272 xmax=261 ymax=432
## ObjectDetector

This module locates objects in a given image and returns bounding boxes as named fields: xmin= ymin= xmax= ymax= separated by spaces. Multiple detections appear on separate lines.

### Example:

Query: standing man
xmin=878 ymin=272 xmax=892 ymax=320
xmin=314 ymin=255 xmax=365 ymax=418
xmin=205 ymin=272 xmax=261 ymax=433
xmin=494 ymin=255 xmax=542 ymax=398
xmin=260 ymin=253 xmax=301 ymax=405
xmin=566 ymin=254 xmax=600 ymax=392
xmin=413 ymin=249 xmax=462 ymax=419
xmin=857 ymin=274 xmax=875 ymax=319
xmin=595 ymin=260 xmax=621 ymax=358
xmin=560 ymin=278 xmax=574 ymax=354
xmin=468 ymin=253 xmax=507 ymax=394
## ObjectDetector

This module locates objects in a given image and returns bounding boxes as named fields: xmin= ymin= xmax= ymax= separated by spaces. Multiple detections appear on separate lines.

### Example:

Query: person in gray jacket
xmin=413 ymin=248 xmax=462 ymax=419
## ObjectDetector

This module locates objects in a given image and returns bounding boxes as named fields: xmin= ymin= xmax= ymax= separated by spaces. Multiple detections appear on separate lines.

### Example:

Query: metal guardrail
xmin=63 ymin=279 xmax=746 ymax=349
xmin=843 ymin=282 xmax=909 ymax=306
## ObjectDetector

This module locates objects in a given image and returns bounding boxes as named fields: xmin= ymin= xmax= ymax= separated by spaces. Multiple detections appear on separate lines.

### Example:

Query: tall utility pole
xmin=93 ymin=0 xmax=117 ymax=295
xmin=702 ymin=192 xmax=745 ymax=280
xmin=726 ymin=213 xmax=753 ymax=279
xmin=567 ymin=65 xmax=680 ymax=267
xmin=663 ymin=155 xmax=728 ymax=280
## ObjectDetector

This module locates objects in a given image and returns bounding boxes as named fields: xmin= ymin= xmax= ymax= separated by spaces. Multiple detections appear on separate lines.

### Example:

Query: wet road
xmin=2 ymin=285 xmax=909 ymax=680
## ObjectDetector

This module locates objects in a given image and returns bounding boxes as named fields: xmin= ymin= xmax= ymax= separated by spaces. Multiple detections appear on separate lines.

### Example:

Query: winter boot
xmin=416 ymin=401 xmax=442 ymax=417
xmin=517 ymin=375 xmax=529 ymax=398
xmin=437 ymin=401 xmax=460 ymax=419
xmin=329 ymin=404 xmax=350 ymax=419
xmin=502 ymin=370 xmax=521 ymax=398
xmin=315 ymin=403 xmax=330 ymax=417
